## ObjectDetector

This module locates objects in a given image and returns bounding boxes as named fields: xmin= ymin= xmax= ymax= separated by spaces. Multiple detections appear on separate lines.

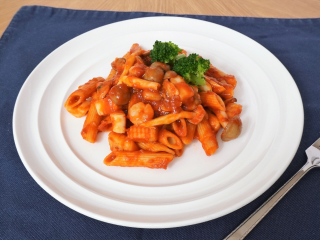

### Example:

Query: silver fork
xmin=224 ymin=138 xmax=320 ymax=240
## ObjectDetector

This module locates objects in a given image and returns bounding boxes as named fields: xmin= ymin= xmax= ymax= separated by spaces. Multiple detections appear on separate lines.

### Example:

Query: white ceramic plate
xmin=13 ymin=17 xmax=303 ymax=228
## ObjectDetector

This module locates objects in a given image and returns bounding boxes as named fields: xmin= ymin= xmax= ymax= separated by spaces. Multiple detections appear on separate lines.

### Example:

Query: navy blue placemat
xmin=1 ymin=5 xmax=320 ymax=240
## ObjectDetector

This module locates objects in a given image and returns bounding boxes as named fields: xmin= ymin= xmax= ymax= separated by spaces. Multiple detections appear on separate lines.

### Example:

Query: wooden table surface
xmin=1 ymin=0 xmax=320 ymax=37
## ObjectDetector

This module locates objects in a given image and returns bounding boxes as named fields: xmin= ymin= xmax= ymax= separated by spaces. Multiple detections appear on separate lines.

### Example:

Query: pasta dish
xmin=64 ymin=41 xmax=242 ymax=169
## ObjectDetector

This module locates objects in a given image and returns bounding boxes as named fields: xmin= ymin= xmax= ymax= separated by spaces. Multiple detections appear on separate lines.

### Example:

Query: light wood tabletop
xmin=1 ymin=0 xmax=320 ymax=37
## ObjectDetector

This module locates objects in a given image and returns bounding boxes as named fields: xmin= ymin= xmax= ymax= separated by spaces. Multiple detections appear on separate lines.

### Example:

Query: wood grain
xmin=1 ymin=0 xmax=320 ymax=37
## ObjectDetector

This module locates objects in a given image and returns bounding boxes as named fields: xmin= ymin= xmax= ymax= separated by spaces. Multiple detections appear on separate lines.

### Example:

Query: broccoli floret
xmin=150 ymin=41 xmax=182 ymax=64
xmin=173 ymin=53 xmax=210 ymax=86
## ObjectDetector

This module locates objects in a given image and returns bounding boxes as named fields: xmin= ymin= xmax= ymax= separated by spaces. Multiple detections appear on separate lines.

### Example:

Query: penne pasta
xmin=106 ymin=68 xmax=116 ymax=81
xmin=200 ymin=92 xmax=226 ymax=111
xmin=207 ymin=112 xmax=221 ymax=132
xmin=172 ymin=119 xmax=187 ymax=137
xmin=127 ymin=125 xmax=159 ymax=142
xmin=81 ymin=93 xmax=103 ymax=143
xmin=226 ymin=103 xmax=242 ymax=118
xmin=174 ymin=145 xmax=184 ymax=157
xmin=212 ymin=109 xmax=229 ymax=128
xmin=96 ymin=80 xmax=113 ymax=99
xmin=64 ymin=77 xmax=104 ymax=117
xmin=66 ymin=100 xmax=91 ymax=118
xmin=159 ymin=129 xmax=183 ymax=149
xmin=224 ymin=97 xmax=237 ymax=105
xmin=104 ymin=151 xmax=174 ymax=169
xmin=206 ymin=65 xmax=237 ymax=88
xmin=137 ymin=142 xmax=175 ymax=154
xmin=122 ymin=51 xmax=131 ymax=59
xmin=130 ymin=43 xmax=143 ymax=55
xmin=117 ymin=54 xmax=136 ymax=84
xmin=197 ymin=117 xmax=219 ymax=156
xmin=180 ymin=122 xmax=196 ymax=145
xmin=219 ymin=83 xmax=234 ymax=100
xmin=204 ymin=75 xmax=226 ymax=94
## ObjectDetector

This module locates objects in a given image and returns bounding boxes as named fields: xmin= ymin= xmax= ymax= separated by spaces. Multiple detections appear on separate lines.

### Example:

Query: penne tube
xmin=207 ymin=112 xmax=221 ymax=132
xmin=64 ymin=77 xmax=104 ymax=117
xmin=200 ymin=92 xmax=226 ymax=111
xmin=174 ymin=145 xmax=184 ymax=157
xmin=130 ymin=43 xmax=142 ymax=55
xmin=172 ymin=119 xmax=187 ymax=137
xmin=66 ymin=100 xmax=91 ymax=118
xmin=122 ymin=51 xmax=131 ymax=59
xmin=106 ymin=68 xmax=116 ymax=81
xmin=96 ymin=80 xmax=113 ymax=99
xmin=104 ymin=151 xmax=174 ymax=169
xmin=122 ymin=76 xmax=161 ymax=90
xmin=212 ymin=109 xmax=229 ymax=128
xmin=226 ymin=103 xmax=242 ymax=118
xmin=127 ymin=125 xmax=159 ymax=142
xmin=224 ymin=97 xmax=237 ymax=105
xmin=206 ymin=65 xmax=237 ymax=88
xmin=110 ymin=111 xmax=126 ymax=133
xmin=219 ymin=83 xmax=234 ymax=100
xmin=118 ymin=54 xmax=136 ymax=83
xmin=180 ymin=122 xmax=196 ymax=145
xmin=204 ymin=75 xmax=226 ymax=94
xmin=221 ymin=75 xmax=237 ymax=89
xmin=81 ymin=93 xmax=103 ymax=143
xmin=108 ymin=132 xmax=139 ymax=151
xmin=194 ymin=127 xmax=199 ymax=140
xmin=159 ymin=129 xmax=183 ymax=150
xmin=137 ymin=142 xmax=175 ymax=154
xmin=197 ymin=117 xmax=219 ymax=156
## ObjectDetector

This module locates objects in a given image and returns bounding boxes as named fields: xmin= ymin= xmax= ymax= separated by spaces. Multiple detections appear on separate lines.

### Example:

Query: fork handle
xmin=224 ymin=161 xmax=315 ymax=240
